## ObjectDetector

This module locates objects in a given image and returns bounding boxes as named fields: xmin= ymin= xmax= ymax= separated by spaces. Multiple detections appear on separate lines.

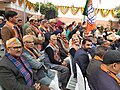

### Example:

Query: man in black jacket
xmin=73 ymin=38 xmax=92 ymax=78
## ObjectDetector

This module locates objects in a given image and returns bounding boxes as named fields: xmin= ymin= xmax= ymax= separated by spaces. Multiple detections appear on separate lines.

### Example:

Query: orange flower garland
xmin=71 ymin=6 xmax=79 ymax=15
xmin=56 ymin=6 xmax=59 ymax=11
xmin=94 ymin=8 xmax=99 ymax=15
xmin=11 ymin=0 xmax=16 ymax=3
xmin=28 ymin=1 xmax=30 ymax=10
xmin=111 ymin=10 xmax=120 ymax=18
xmin=18 ymin=0 xmax=24 ymax=6
xmin=25 ymin=0 xmax=28 ymax=8
xmin=28 ymin=2 xmax=32 ymax=10
xmin=100 ymin=9 xmax=110 ymax=17
xmin=81 ymin=7 xmax=85 ymax=14
xmin=60 ymin=6 xmax=69 ymax=14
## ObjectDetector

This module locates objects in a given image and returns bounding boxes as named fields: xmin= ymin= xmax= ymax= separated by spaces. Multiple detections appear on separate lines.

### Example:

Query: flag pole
xmin=23 ymin=0 xmax=26 ymax=24
xmin=95 ymin=0 xmax=99 ymax=18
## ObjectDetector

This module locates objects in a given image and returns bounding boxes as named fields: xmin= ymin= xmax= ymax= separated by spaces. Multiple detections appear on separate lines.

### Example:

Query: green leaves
xmin=34 ymin=2 xmax=58 ymax=17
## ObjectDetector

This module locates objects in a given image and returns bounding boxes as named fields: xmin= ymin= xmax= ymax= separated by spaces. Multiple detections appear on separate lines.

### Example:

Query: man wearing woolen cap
xmin=0 ymin=37 xmax=50 ymax=90
xmin=90 ymin=50 xmax=120 ymax=90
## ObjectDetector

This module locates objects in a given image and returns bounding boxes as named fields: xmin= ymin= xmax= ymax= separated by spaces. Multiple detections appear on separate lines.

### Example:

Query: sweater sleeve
xmin=0 ymin=66 xmax=35 ymax=90
xmin=45 ymin=47 xmax=61 ymax=65
xmin=69 ymin=48 xmax=76 ymax=58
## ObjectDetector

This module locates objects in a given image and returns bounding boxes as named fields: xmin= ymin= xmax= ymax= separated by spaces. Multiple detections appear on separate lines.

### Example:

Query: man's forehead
xmin=86 ymin=41 xmax=92 ymax=44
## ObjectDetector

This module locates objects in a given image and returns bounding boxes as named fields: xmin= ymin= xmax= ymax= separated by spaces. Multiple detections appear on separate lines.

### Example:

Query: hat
xmin=0 ymin=16 xmax=4 ymax=20
xmin=76 ymin=31 xmax=80 ymax=35
xmin=107 ymin=33 xmax=116 ymax=41
xmin=97 ymin=24 xmax=101 ymax=28
xmin=23 ymin=35 xmax=34 ymax=42
xmin=50 ymin=34 xmax=57 ymax=40
xmin=41 ymin=19 xmax=48 ymax=24
xmin=49 ymin=19 xmax=57 ymax=23
xmin=103 ymin=50 xmax=120 ymax=64
xmin=29 ymin=15 xmax=37 ymax=21
xmin=72 ymin=34 xmax=78 ymax=39
xmin=53 ymin=30 xmax=62 ymax=35
xmin=6 ymin=38 xmax=22 ymax=48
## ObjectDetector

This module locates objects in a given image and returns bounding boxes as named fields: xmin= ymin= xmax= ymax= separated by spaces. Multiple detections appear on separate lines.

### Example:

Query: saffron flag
xmin=83 ymin=0 xmax=96 ymax=35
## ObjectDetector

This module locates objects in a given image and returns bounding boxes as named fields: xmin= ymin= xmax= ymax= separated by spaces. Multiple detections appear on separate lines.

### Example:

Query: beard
xmin=84 ymin=48 xmax=91 ymax=52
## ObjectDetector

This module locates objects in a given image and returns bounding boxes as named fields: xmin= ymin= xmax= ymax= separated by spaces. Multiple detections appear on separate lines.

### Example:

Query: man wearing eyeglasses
xmin=22 ymin=35 xmax=60 ymax=90
xmin=0 ymin=37 xmax=50 ymax=90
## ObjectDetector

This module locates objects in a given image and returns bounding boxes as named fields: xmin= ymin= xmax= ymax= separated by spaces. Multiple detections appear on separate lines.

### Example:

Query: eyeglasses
xmin=9 ymin=46 xmax=22 ymax=50
xmin=52 ymin=39 xmax=57 ymax=41
xmin=72 ymin=38 xmax=79 ymax=41
xmin=25 ymin=41 xmax=34 ymax=44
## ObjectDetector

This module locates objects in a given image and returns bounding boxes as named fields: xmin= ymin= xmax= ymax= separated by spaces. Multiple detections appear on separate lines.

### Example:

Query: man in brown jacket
xmin=1 ymin=11 xmax=22 ymax=48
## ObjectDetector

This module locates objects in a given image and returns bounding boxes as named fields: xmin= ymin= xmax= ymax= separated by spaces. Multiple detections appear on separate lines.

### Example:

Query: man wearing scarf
xmin=90 ymin=50 xmax=120 ymax=90
xmin=22 ymin=35 xmax=60 ymax=90
xmin=86 ymin=46 xmax=108 ymax=89
xmin=45 ymin=34 xmax=70 ymax=89
xmin=0 ymin=37 xmax=49 ymax=90
xmin=1 ymin=11 xmax=23 ymax=48
xmin=25 ymin=16 xmax=45 ymax=50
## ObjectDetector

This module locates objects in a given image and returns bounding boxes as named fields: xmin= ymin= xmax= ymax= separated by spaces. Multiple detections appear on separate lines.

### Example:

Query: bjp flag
xmin=83 ymin=0 xmax=96 ymax=35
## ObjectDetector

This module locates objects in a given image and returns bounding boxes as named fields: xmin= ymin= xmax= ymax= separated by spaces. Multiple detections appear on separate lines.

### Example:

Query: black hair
xmin=82 ymin=38 xmax=92 ymax=44
xmin=66 ymin=24 xmax=73 ymax=29
xmin=95 ymin=46 xmax=108 ymax=57
xmin=18 ymin=19 xmax=22 ymax=22
xmin=72 ymin=21 xmax=75 ymax=25
xmin=5 ymin=11 xmax=18 ymax=21
xmin=29 ymin=19 xmax=34 ymax=22
xmin=97 ymin=27 xmax=100 ymax=29
xmin=82 ymin=21 xmax=86 ymax=25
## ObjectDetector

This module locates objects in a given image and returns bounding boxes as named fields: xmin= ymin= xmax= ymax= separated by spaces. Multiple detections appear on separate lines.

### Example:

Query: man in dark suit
xmin=73 ymin=38 xmax=92 ymax=78
xmin=0 ymin=37 xmax=49 ymax=90
xmin=86 ymin=46 xmax=108 ymax=89
xmin=89 ymin=50 xmax=120 ymax=90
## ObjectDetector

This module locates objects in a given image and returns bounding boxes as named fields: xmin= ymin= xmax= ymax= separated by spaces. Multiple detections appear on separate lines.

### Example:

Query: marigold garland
xmin=111 ymin=10 xmax=120 ymax=18
xmin=56 ymin=6 xmax=59 ymax=10
xmin=60 ymin=6 xmax=69 ymax=14
xmin=25 ymin=0 xmax=28 ymax=8
xmin=28 ymin=1 xmax=31 ymax=10
xmin=27 ymin=1 xmax=30 ymax=9
xmin=71 ymin=6 xmax=79 ymax=15
xmin=11 ymin=0 xmax=16 ymax=3
xmin=18 ymin=0 xmax=24 ymax=6
xmin=94 ymin=9 xmax=99 ymax=15
xmin=100 ymin=9 xmax=110 ymax=17
xmin=81 ymin=7 xmax=84 ymax=14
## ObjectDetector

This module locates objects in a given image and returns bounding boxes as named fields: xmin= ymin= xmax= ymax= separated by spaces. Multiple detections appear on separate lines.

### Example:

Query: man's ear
xmin=6 ymin=48 xmax=10 ymax=53
xmin=82 ymin=44 xmax=85 ymax=47
xmin=8 ymin=17 xmax=12 ymax=21
xmin=23 ymin=42 xmax=26 ymax=46
xmin=112 ymin=63 xmax=117 ymax=69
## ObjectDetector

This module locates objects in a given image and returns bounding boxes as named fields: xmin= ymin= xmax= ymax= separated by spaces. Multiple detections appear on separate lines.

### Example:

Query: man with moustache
xmin=0 ymin=37 xmax=49 ymax=90
xmin=73 ymin=38 xmax=92 ymax=78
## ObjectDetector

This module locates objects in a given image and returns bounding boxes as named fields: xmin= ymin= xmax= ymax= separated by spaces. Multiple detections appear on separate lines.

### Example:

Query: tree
xmin=34 ymin=2 xmax=58 ymax=17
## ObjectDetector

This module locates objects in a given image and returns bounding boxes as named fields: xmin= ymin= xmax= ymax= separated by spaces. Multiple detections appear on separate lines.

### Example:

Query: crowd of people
xmin=0 ymin=10 xmax=120 ymax=90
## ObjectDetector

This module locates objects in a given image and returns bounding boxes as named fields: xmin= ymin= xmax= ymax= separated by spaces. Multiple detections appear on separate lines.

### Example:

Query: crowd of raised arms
xmin=0 ymin=10 xmax=120 ymax=90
